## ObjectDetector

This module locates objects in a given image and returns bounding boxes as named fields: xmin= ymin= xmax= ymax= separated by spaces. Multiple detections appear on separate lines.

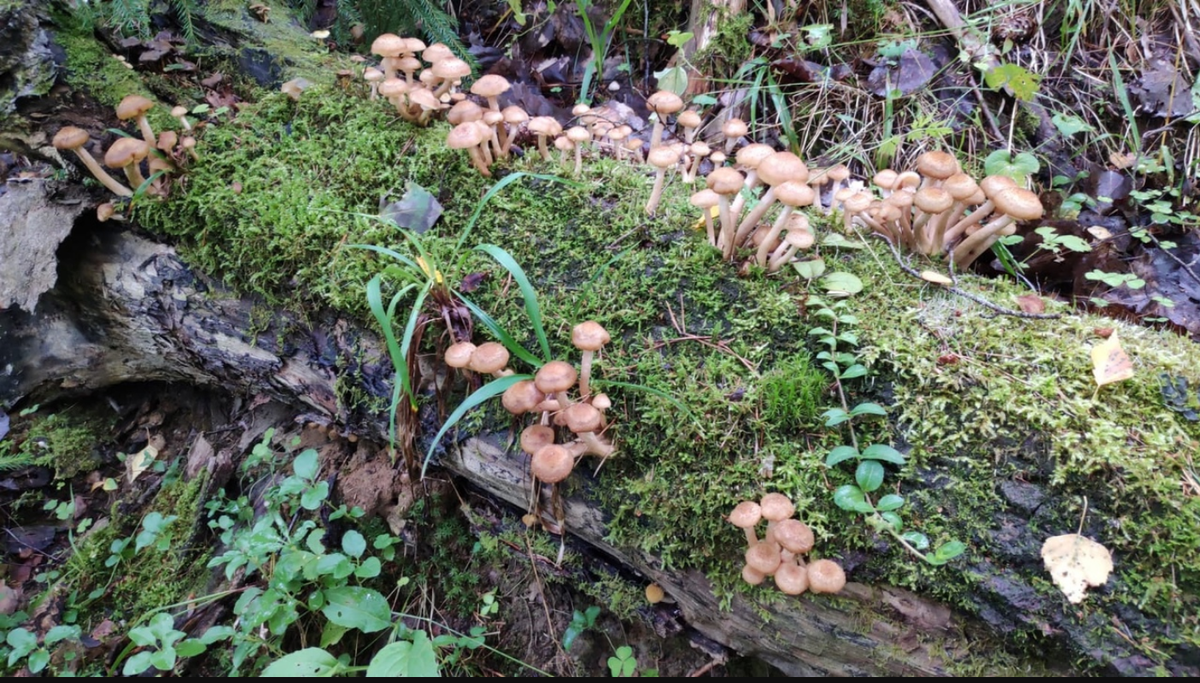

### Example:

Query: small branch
xmin=874 ymin=234 xmax=1063 ymax=319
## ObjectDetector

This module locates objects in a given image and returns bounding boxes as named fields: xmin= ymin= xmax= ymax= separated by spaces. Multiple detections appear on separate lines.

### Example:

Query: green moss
xmin=18 ymin=408 xmax=112 ymax=479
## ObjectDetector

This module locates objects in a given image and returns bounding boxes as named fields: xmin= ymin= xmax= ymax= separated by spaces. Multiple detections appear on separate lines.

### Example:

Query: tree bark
xmin=0 ymin=220 xmax=1022 ymax=677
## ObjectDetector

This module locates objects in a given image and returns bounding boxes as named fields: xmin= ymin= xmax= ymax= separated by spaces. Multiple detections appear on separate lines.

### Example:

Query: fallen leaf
xmin=1041 ymin=533 xmax=1113 ymax=603
xmin=1015 ymin=293 xmax=1045 ymax=313
xmin=920 ymin=270 xmax=953 ymax=285
xmin=1091 ymin=332 xmax=1134 ymax=387
xmin=127 ymin=444 xmax=158 ymax=482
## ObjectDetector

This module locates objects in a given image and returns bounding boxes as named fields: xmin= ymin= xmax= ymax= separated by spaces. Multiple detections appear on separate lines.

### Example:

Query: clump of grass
xmin=759 ymin=352 xmax=828 ymax=426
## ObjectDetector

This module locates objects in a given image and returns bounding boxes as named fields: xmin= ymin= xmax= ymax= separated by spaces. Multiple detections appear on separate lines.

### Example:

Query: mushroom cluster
xmin=52 ymin=94 xmax=200 ymax=203
xmin=839 ymin=151 xmax=1045 ymax=269
xmin=728 ymin=493 xmax=846 ymax=596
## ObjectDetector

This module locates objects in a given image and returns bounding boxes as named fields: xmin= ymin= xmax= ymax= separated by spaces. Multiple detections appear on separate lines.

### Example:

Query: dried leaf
xmin=1015 ymin=294 xmax=1045 ymax=314
xmin=1091 ymin=332 xmax=1134 ymax=387
xmin=920 ymin=270 xmax=952 ymax=285
xmin=127 ymin=444 xmax=158 ymax=483
xmin=1041 ymin=534 xmax=1113 ymax=603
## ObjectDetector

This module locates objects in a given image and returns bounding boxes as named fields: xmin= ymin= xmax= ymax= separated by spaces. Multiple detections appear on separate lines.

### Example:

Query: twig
xmin=1146 ymin=232 xmax=1200 ymax=289
xmin=874 ymin=234 xmax=1063 ymax=319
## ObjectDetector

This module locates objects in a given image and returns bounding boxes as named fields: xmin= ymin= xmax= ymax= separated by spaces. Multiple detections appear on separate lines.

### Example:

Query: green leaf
xmin=306 ymin=528 xmax=326 ymax=554
xmin=880 ymin=511 xmax=903 ymax=532
xmin=901 ymin=531 xmax=930 ymax=551
xmin=861 ymin=444 xmax=906 ymax=465
xmin=849 ymin=402 xmax=887 ymax=418
xmin=855 ymin=460 xmax=885 ymax=493
xmin=342 ymin=530 xmax=366 ymax=559
xmin=818 ymin=271 xmax=863 ymax=296
xmin=822 ymin=408 xmax=850 ymax=426
xmin=7 ymin=628 xmax=36 ymax=661
xmin=321 ymin=587 xmax=392 ymax=633
xmin=983 ymin=63 xmax=1042 ymax=101
xmin=839 ymin=364 xmax=868 ymax=379
xmin=1051 ymin=112 xmax=1094 ymax=137
xmin=876 ymin=494 xmax=905 ymax=512
xmin=792 ymin=258 xmax=826 ymax=280
xmin=293 ymin=449 xmax=319 ymax=481
xmin=356 ymin=556 xmax=383 ymax=579
xmin=123 ymin=651 xmax=155 ymax=676
xmin=833 ymin=485 xmax=873 ymax=513
xmin=820 ymin=233 xmax=864 ymax=249
xmin=27 ymin=649 xmax=50 ymax=674
xmin=984 ymin=149 xmax=1040 ymax=182
xmin=824 ymin=445 xmax=859 ymax=467
xmin=475 ymin=244 xmax=552 ymax=362
xmin=261 ymin=648 xmax=341 ymax=677
xmin=300 ymin=481 xmax=330 ymax=510
xmin=199 ymin=626 xmax=235 ymax=645
xmin=653 ymin=65 xmax=689 ymax=96
xmin=366 ymin=641 xmax=412 ymax=676
xmin=175 ymin=639 xmax=207 ymax=657
xmin=44 ymin=625 xmax=80 ymax=646
xmin=424 ymin=374 xmax=532 ymax=477
xmin=934 ymin=540 xmax=967 ymax=562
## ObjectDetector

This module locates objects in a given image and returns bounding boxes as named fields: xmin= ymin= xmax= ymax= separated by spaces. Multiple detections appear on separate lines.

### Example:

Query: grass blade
xmin=457 ymin=294 xmax=543 ymax=368
xmin=347 ymin=243 xmax=422 ymax=272
xmin=396 ymin=283 xmax=432 ymax=409
xmin=474 ymin=244 xmax=552 ymax=362
xmin=367 ymin=276 xmax=417 ymax=447
xmin=766 ymin=73 xmax=799 ymax=153
xmin=423 ymin=373 xmax=532 ymax=477
xmin=455 ymin=173 xmax=582 ymax=249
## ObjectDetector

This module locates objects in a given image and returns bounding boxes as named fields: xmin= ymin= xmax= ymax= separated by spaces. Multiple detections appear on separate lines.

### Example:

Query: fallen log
xmin=0 ymin=211 xmax=1027 ymax=677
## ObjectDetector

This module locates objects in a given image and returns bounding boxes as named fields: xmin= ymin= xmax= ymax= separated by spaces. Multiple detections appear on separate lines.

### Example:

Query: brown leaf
xmin=200 ymin=72 xmax=224 ymax=87
xmin=1015 ymin=294 xmax=1045 ymax=314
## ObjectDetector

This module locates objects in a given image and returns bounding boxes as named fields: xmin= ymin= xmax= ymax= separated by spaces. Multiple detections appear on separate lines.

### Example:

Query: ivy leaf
xmin=984 ymin=149 xmax=1040 ymax=183
xmin=793 ymin=258 xmax=826 ymax=280
xmin=876 ymin=494 xmax=905 ymax=512
xmin=855 ymin=460 xmax=885 ymax=493
xmin=321 ymin=587 xmax=392 ymax=633
xmin=824 ymin=445 xmax=859 ymax=467
xmin=861 ymin=444 xmax=906 ymax=465
xmin=261 ymin=648 xmax=341 ymax=677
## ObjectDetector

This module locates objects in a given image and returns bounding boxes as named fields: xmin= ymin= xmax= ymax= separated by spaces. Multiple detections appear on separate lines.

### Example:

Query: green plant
xmin=799 ymin=264 xmax=966 ymax=566
xmin=574 ymin=0 xmax=635 ymax=103
xmin=116 ymin=612 xmax=206 ymax=676
xmin=607 ymin=644 xmax=656 ymax=677
xmin=4 ymin=625 xmax=80 ymax=674
xmin=562 ymin=605 xmax=600 ymax=651
xmin=68 ymin=0 xmax=203 ymax=42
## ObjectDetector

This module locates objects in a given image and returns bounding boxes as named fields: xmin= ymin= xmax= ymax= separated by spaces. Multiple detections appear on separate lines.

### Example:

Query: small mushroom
xmin=468 ymin=342 xmax=511 ymax=377
xmin=471 ymin=74 xmax=511 ymax=112
xmin=729 ymin=501 xmax=762 ymax=548
xmin=501 ymin=380 xmax=546 ymax=416
xmin=645 ymin=145 xmax=681 ymax=215
xmin=519 ymin=425 xmax=556 ymax=455
xmin=527 ymin=117 xmax=562 ymax=161
xmin=116 ymin=94 xmax=156 ymax=144
xmin=759 ymin=493 xmax=795 ymax=544
xmin=531 ymin=444 xmax=574 ymax=484
xmin=444 ymin=341 xmax=477 ymax=369
xmin=447 ymin=122 xmax=491 ymax=176
xmin=572 ymin=321 xmax=610 ymax=397
xmin=52 ymin=127 xmax=132 ymax=197
xmin=371 ymin=33 xmax=406 ymax=79
xmin=677 ymin=109 xmax=702 ymax=144
xmin=806 ymin=559 xmax=847 ymax=594
xmin=104 ymin=137 xmax=149 ymax=191
xmin=774 ymin=562 xmax=809 ymax=595
xmin=646 ymin=91 xmax=684 ymax=150
xmin=645 ymin=584 xmax=665 ymax=604
xmin=706 ymin=167 xmax=745 ymax=258
xmin=170 ymin=105 xmax=192 ymax=132
xmin=745 ymin=540 xmax=783 ymax=577
xmin=566 ymin=126 xmax=592 ymax=176
xmin=721 ymin=117 xmax=748 ymax=155
xmin=690 ymin=188 xmax=720 ymax=245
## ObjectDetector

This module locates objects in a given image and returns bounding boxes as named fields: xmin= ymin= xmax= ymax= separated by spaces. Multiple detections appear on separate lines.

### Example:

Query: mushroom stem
xmin=579 ymin=350 xmax=596 ymax=398
xmin=575 ymin=430 xmax=614 ymax=458
xmin=466 ymin=147 xmax=492 ymax=177
xmin=733 ymin=187 xmax=777 ymax=247
xmin=646 ymin=167 xmax=668 ymax=215
xmin=944 ymin=201 xmax=996 ymax=245
xmin=537 ymin=134 xmax=550 ymax=161
xmin=73 ymin=149 xmax=133 ymax=197
xmin=718 ymin=194 xmax=735 ymax=259
xmin=649 ymin=117 xmax=665 ymax=151
xmin=702 ymin=207 xmax=715 ymax=245
xmin=573 ymin=144 xmax=583 ymax=176
xmin=768 ymin=240 xmax=802 ymax=272
xmin=741 ymin=528 xmax=757 ymax=547
xmin=952 ymin=215 xmax=1015 ymax=268
xmin=135 ymin=116 xmax=156 ymax=146
xmin=755 ymin=206 xmax=793 ymax=267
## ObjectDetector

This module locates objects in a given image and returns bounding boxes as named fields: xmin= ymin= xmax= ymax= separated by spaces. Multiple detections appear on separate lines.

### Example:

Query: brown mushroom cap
xmin=468 ymin=341 xmax=509 ymax=374
xmin=433 ymin=58 xmax=472 ymax=81
xmin=873 ymin=169 xmax=898 ymax=192
xmin=423 ymin=43 xmax=454 ymax=63
xmin=735 ymin=143 xmax=775 ymax=170
xmin=914 ymin=187 xmax=953 ymax=214
xmin=759 ymin=492 xmax=796 ymax=522
xmin=757 ymin=152 xmax=809 ymax=186
xmin=807 ymin=559 xmax=847 ymax=594
xmin=104 ymin=137 xmax=148 ymax=168
xmin=564 ymin=403 xmax=603 ymax=433
xmin=471 ymin=74 xmax=511 ymax=104
xmin=722 ymin=117 xmax=748 ymax=139
xmin=53 ymin=126 xmax=91 ymax=151
xmin=690 ymin=188 xmax=720 ymax=209
xmin=916 ymin=151 xmax=959 ymax=180
xmin=707 ymin=167 xmax=744 ymax=195
xmin=745 ymin=540 xmax=783 ymax=575
xmin=531 ymin=444 xmax=574 ymax=483
xmin=991 ymin=187 xmax=1044 ymax=221
xmin=447 ymin=99 xmax=482 ymax=125
xmin=116 ymin=94 xmax=154 ymax=122
xmin=647 ymin=146 xmax=680 ymax=169
xmin=371 ymin=33 xmax=406 ymax=57
xmin=772 ymin=519 xmax=815 ymax=555
xmin=741 ymin=564 xmax=766 ymax=586
xmin=447 ymin=122 xmax=485 ymax=149
xmin=647 ymin=90 xmax=684 ymax=116
xmin=775 ymin=181 xmax=816 ymax=208
xmin=979 ymin=174 xmax=1018 ymax=198
xmin=645 ymin=584 xmax=665 ymax=604
xmin=519 ymin=425 xmax=556 ymax=455
xmin=535 ymin=361 xmax=578 ymax=394
xmin=528 ymin=116 xmax=562 ymax=137
xmin=729 ymin=501 xmax=762 ymax=530
xmin=501 ymin=380 xmax=546 ymax=415
xmin=572 ymin=321 xmax=611 ymax=351
xmin=566 ymin=126 xmax=591 ymax=144
xmin=774 ymin=562 xmax=810 ymax=596
xmin=942 ymin=173 xmax=979 ymax=200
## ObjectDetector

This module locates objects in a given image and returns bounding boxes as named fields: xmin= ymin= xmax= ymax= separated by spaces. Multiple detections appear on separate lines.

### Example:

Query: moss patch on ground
xmin=117 ymin=54 xmax=1200 ymax=676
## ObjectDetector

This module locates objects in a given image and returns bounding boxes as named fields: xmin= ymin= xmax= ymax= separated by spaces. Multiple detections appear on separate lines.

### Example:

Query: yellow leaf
xmin=1090 ymin=331 xmax=1133 ymax=387
xmin=919 ymin=270 xmax=952 ymax=285
xmin=126 ymin=445 xmax=158 ymax=483
xmin=692 ymin=205 xmax=719 ymax=231
xmin=1041 ymin=533 xmax=1113 ymax=604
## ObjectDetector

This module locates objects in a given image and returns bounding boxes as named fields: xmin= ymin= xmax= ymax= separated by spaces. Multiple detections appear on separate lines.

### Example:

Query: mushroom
xmin=566 ymin=126 xmax=592 ymax=176
xmin=407 ymin=87 xmax=443 ymax=126
xmin=471 ymin=74 xmax=511 ymax=112
xmin=181 ymin=136 xmax=198 ymax=162
xmin=824 ymin=164 xmax=851 ymax=212
xmin=170 ymin=105 xmax=192 ymax=132
xmin=447 ymin=122 xmax=491 ymax=176
xmin=52 ymin=127 xmax=132 ymax=197
xmin=806 ymin=559 xmax=847 ymax=594
xmin=772 ymin=518 xmax=815 ymax=558
xmin=690 ymin=188 xmax=720 ymax=245
xmin=729 ymin=143 xmax=776 ymax=221
xmin=468 ymin=341 xmax=510 ymax=377
xmin=915 ymin=150 xmax=959 ymax=190
xmin=572 ymin=321 xmax=610 ymax=397
xmin=483 ymin=110 xmax=505 ymax=160
xmin=755 ymin=181 xmax=815 ymax=268
xmin=729 ymin=501 xmax=763 ymax=548
xmin=706 ymin=167 xmax=745 ymax=258
xmin=379 ymin=78 xmax=411 ymax=117
xmin=745 ymin=540 xmax=783 ymax=577
xmin=683 ymin=141 xmax=710 ymax=183
xmin=741 ymin=564 xmax=767 ymax=586
xmin=520 ymin=425 xmax=556 ymax=455
xmin=932 ymin=173 xmax=980 ymax=254
xmin=117 ymin=95 xmax=156 ymax=144
xmin=733 ymin=152 xmax=808 ymax=247
xmin=768 ymin=214 xmax=815 ymax=272
xmin=943 ymin=175 xmax=1018 ymax=245
xmin=951 ymin=187 xmax=1044 ymax=269
xmin=872 ymin=169 xmax=898 ymax=198
xmin=444 ymin=341 xmax=477 ymax=369
xmin=362 ymin=67 xmax=384 ymax=101
xmin=759 ymin=493 xmax=795 ymax=544
xmin=96 ymin=202 xmax=117 ymax=222
xmin=646 ymin=90 xmax=683 ymax=150
xmin=432 ymin=58 xmax=472 ymax=98
xmin=280 ymin=78 xmax=311 ymax=101
xmin=774 ymin=562 xmax=809 ymax=595
xmin=422 ymin=42 xmax=454 ymax=64
xmin=678 ymin=109 xmax=701 ymax=143
xmin=501 ymin=380 xmax=546 ymax=416
xmin=531 ymin=444 xmax=574 ymax=484
xmin=371 ymin=33 xmax=406 ymax=80
xmin=554 ymin=135 xmax=573 ymax=165
xmin=563 ymin=403 xmax=613 ymax=458
xmin=104 ymin=137 xmax=148 ymax=191
xmin=500 ymin=105 xmax=528 ymax=156
xmin=527 ymin=117 xmax=562 ymax=161
xmin=645 ymin=145 xmax=681 ymax=215
xmin=645 ymin=584 xmax=665 ymax=604
xmin=534 ymin=361 xmax=578 ymax=409
xmin=911 ymin=187 xmax=953 ymax=252
xmin=842 ymin=192 xmax=876 ymax=235
xmin=721 ymin=117 xmax=748 ymax=155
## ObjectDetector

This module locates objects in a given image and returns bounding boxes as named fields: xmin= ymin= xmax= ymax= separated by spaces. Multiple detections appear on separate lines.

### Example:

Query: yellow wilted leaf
xmin=692 ymin=205 xmax=719 ymax=231
xmin=126 ymin=444 xmax=158 ymax=483
xmin=1091 ymin=331 xmax=1133 ymax=388
xmin=1041 ymin=533 xmax=1113 ymax=604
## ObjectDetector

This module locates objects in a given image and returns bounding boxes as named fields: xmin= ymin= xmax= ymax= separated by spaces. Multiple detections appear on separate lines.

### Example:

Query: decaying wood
xmin=1 ymin=220 xmax=1013 ymax=677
